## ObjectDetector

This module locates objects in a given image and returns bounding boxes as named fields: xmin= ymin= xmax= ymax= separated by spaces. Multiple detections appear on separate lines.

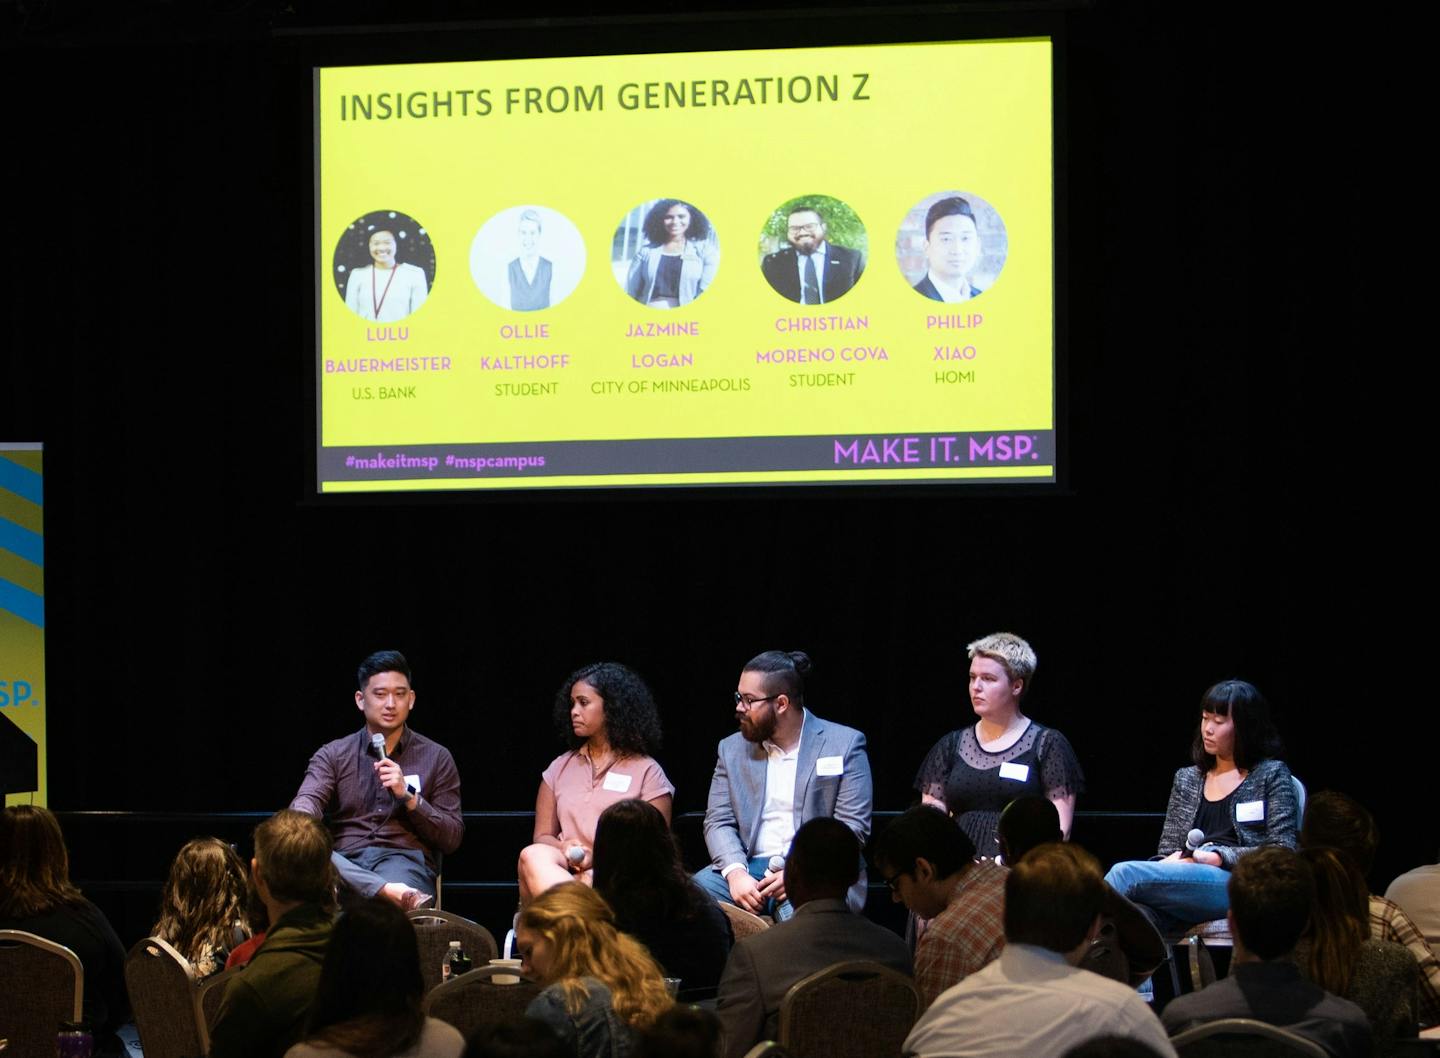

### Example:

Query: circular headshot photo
xmin=758 ymin=195 xmax=867 ymax=306
xmin=897 ymin=191 xmax=1008 ymax=303
xmin=611 ymin=198 xmax=720 ymax=309
xmin=333 ymin=211 xmax=435 ymax=322
xmin=470 ymin=206 xmax=586 ymax=312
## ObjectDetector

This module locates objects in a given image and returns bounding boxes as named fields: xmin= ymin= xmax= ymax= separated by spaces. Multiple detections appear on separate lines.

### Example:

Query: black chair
xmin=199 ymin=963 xmax=242 ymax=1031
xmin=778 ymin=960 xmax=919 ymax=1058
xmin=423 ymin=964 xmax=541 ymax=1040
xmin=0 ymin=929 xmax=84 ymax=1058
xmin=1170 ymin=1017 xmax=1329 ymax=1058
xmin=408 ymin=909 xmax=499 ymax=995
xmin=124 ymin=936 xmax=209 ymax=1058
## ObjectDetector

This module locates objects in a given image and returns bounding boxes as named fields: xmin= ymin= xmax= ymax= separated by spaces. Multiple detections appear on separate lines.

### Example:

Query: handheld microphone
xmin=371 ymin=733 xmax=388 ymax=760
xmin=1186 ymin=828 xmax=1206 ymax=852
xmin=767 ymin=855 xmax=785 ymax=874
xmin=567 ymin=846 xmax=587 ymax=866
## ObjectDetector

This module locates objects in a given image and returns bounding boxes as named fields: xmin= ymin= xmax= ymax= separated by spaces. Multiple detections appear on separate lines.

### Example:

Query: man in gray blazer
xmin=716 ymin=817 xmax=911 ymax=1058
xmin=695 ymin=649 xmax=873 ymax=919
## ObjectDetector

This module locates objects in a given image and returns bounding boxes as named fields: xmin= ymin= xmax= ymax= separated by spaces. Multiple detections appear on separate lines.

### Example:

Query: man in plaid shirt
xmin=874 ymin=804 xmax=1011 ymax=1007
xmin=1301 ymin=790 xmax=1440 ymax=1027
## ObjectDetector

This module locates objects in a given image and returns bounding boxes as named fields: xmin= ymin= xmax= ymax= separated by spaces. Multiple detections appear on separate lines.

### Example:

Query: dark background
xmin=3 ymin=1 xmax=1419 ymax=942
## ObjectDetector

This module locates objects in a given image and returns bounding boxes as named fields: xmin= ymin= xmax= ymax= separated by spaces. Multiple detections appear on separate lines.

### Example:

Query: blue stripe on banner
xmin=0 ymin=458 xmax=43 ymax=505
xmin=0 ymin=517 xmax=43 ymax=567
xmin=0 ymin=577 xmax=44 ymax=628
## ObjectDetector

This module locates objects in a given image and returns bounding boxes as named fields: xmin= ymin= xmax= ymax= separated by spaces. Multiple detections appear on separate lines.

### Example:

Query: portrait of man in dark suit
xmin=760 ymin=203 xmax=865 ymax=305
xmin=913 ymin=195 xmax=985 ymax=303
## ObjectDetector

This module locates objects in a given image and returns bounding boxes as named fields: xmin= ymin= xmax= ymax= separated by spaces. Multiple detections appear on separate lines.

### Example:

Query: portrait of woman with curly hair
xmin=517 ymin=662 xmax=673 ymax=903
xmin=619 ymin=198 xmax=719 ymax=308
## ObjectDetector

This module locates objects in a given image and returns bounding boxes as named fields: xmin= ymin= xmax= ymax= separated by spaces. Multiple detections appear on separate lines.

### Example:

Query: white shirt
xmin=285 ymin=1017 xmax=464 ymax=1058
xmin=903 ymin=943 xmax=1177 ymax=1058
xmin=1385 ymin=864 xmax=1440 ymax=950
xmin=753 ymin=713 xmax=807 ymax=859
xmin=723 ymin=713 xmax=807 ymax=876
xmin=344 ymin=262 xmax=428 ymax=322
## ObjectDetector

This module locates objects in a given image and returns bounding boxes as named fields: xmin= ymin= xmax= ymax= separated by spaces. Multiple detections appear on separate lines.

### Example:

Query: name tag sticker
xmin=998 ymin=762 xmax=1030 ymax=782
xmin=816 ymin=756 xmax=845 ymax=777
xmin=1236 ymin=799 xmax=1266 ymax=822
xmin=602 ymin=771 xmax=633 ymax=793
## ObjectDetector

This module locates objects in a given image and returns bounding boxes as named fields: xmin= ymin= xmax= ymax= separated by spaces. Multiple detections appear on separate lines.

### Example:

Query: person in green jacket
xmin=210 ymin=810 xmax=337 ymax=1058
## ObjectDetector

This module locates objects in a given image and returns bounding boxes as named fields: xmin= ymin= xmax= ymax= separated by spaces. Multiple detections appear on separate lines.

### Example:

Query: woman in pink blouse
xmin=518 ymin=662 xmax=674 ymax=903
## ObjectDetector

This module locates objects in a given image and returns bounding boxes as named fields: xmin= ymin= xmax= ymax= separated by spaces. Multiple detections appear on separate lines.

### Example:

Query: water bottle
xmin=442 ymin=939 xmax=471 ymax=982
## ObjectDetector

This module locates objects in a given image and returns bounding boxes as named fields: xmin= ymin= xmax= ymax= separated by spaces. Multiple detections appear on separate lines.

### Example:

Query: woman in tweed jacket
xmin=1104 ymin=680 xmax=1298 ymax=936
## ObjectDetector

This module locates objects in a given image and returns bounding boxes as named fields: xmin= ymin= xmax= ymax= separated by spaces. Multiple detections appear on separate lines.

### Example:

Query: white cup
xmin=489 ymin=957 xmax=523 ymax=985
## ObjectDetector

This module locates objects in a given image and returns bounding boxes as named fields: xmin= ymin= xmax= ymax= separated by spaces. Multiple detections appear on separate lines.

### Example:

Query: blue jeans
xmin=694 ymin=857 xmax=794 ymax=921
xmin=333 ymin=847 xmax=433 ymax=900
xmin=1104 ymin=858 xmax=1231 ymax=938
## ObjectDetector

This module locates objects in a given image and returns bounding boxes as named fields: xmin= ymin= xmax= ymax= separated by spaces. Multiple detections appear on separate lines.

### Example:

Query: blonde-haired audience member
xmin=516 ymin=882 xmax=673 ymax=1057
xmin=914 ymin=631 xmax=1084 ymax=854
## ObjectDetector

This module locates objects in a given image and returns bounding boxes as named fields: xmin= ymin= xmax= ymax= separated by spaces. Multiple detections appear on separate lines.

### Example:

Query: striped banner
xmin=2 ymin=443 xmax=45 ymax=805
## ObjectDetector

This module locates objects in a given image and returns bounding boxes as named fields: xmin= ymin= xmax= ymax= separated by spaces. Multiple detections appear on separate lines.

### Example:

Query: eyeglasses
xmin=787 ymin=222 xmax=822 ymax=234
xmin=733 ymin=693 xmax=780 ymax=710
xmin=881 ymin=870 xmax=910 ymax=892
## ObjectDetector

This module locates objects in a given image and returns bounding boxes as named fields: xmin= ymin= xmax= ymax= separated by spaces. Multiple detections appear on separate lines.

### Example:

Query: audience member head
xmin=1227 ymin=845 xmax=1315 ymax=961
xmin=966 ymin=632 xmax=1037 ymax=697
xmin=592 ymin=798 xmax=696 ymax=924
xmin=153 ymin=837 xmax=249 ymax=968
xmin=303 ymin=898 xmax=424 ymax=1058
xmin=1190 ymin=679 xmax=1283 ymax=771
xmin=1299 ymin=790 xmax=1380 ymax=878
xmin=0 ymin=805 xmax=83 ymax=917
xmin=785 ymin=817 xmax=861 ymax=908
xmin=252 ymin=809 xmax=334 ymax=910
xmin=873 ymin=806 xmax=975 ymax=918
xmin=357 ymin=649 xmax=410 ymax=689
xmin=998 ymin=796 xmax=1063 ymax=866
xmin=1298 ymin=846 xmax=1370 ymax=995
xmin=635 ymin=1004 xmax=723 ymax=1058
xmin=463 ymin=1018 xmax=570 ymax=1058
xmin=1003 ymin=843 xmax=1105 ymax=958
xmin=517 ymin=882 xmax=672 ymax=1031
xmin=552 ymin=661 xmax=663 ymax=756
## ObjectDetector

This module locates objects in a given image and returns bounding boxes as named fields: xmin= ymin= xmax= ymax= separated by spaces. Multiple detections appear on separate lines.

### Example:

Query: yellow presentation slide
xmin=315 ymin=38 xmax=1054 ymax=491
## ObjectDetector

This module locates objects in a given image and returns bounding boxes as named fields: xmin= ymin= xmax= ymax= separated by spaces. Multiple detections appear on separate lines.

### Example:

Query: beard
xmin=739 ymin=705 xmax=778 ymax=744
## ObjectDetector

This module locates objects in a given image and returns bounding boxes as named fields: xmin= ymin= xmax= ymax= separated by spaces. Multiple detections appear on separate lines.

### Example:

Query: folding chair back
xmin=1170 ymin=1016 xmax=1330 ymax=1058
xmin=124 ymin=936 xmax=208 ymax=1058
xmin=424 ymin=964 xmax=541 ymax=1040
xmin=0 ymin=929 xmax=84 ymax=1058
xmin=778 ymin=959 xmax=919 ymax=1058
xmin=408 ymin=909 xmax=499 ymax=995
